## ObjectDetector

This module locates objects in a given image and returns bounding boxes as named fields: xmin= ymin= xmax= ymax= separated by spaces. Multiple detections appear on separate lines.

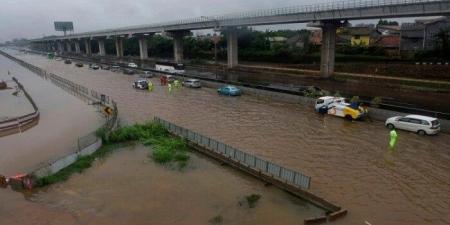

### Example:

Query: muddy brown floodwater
xmin=6 ymin=49 xmax=450 ymax=225
xmin=0 ymin=50 xmax=324 ymax=225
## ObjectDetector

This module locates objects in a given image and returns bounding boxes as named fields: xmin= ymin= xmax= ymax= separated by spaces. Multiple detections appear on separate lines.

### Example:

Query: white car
xmin=385 ymin=115 xmax=440 ymax=135
xmin=128 ymin=62 xmax=138 ymax=68
xmin=182 ymin=79 xmax=201 ymax=88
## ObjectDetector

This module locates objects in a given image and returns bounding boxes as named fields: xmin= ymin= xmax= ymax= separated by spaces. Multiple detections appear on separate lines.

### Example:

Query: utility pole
xmin=202 ymin=16 xmax=221 ymax=80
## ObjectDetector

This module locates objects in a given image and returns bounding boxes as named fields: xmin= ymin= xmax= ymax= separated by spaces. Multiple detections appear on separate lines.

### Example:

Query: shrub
xmin=246 ymin=194 xmax=262 ymax=208
xmin=371 ymin=97 xmax=382 ymax=108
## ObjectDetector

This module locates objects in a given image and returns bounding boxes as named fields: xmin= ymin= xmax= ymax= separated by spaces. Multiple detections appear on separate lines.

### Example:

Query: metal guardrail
xmin=0 ymin=77 xmax=40 ymax=137
xmin=154 ymin=117 xmax=311 ymax=190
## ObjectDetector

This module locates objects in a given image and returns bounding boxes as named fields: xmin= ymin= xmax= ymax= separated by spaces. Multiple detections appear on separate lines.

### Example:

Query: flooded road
xmin=7 ymin=50 xmax=450 ymax=225
xmin=31 ymin=146 xmax=322 ymax=225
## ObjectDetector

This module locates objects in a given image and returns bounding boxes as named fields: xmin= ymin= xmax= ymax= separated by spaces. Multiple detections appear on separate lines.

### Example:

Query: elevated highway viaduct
xmin=30 ymin=0 xmax=450 ymax=77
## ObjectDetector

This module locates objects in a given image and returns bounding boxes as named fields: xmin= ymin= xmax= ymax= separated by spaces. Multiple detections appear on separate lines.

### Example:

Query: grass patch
xmin=209 ymin=215 xmax=223 ymax=224
xmin=246 ymin=194 xmax=262 ymax=208
xmin=104 ymin=122 xmax=190 ymax=168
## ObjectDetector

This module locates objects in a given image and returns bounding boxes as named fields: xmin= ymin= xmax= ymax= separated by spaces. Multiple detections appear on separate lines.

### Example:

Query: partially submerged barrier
xmin=0 ymin=77 xmax=40 ymax=137
xmin=154 ymin=117 xmax=346 ymax=223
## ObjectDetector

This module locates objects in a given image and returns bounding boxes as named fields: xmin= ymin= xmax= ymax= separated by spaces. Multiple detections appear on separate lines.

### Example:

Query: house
xmin=286 ymin=34 xmax=308 ymax=48
xmin=400 ymin=16 xmax=450 ymax=53
xmin=377 ymin=25 xmax=401 ymax=35
xmin=347 ymin=26 xmax=380 ymax=46
xmin=374 ymin=35 xmax=401 ymax=55
xmin=308 ymin=30 xmax=322 ymax=46
xmin=267 ymin=36 xmax=288 ymax=48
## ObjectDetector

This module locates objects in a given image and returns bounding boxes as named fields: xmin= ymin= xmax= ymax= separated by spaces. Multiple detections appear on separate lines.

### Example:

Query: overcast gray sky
xmin=0 ymin=0 xmax=415 ymax=42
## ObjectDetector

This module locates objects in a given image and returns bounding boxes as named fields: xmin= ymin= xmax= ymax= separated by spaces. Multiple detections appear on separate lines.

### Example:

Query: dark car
xmin=111 ymin=65 xmax=121 ymax=72
xmin=139 ymin=71 xmax=154 ymax=78
xmin=91 ymin=64 xmax=100 ymax=70
xmin=101 ymin=65 xmax=110 ymax=70
xmin=123 ymin=69 xmax=135 ymax=75
xmin=75 ymin=62 xmax=83 ymax=67
xmin=64 ymin=59 xmax=72 ymax=64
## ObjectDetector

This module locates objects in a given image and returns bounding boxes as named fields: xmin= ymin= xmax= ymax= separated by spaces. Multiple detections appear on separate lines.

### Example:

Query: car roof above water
xmin=405 ymin=114 xmax=438 ymax=121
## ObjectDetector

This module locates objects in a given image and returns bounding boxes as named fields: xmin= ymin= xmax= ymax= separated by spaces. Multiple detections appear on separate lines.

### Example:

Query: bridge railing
xmin=34 ymin=0 xmax=445 ymax=41
xmin=154 ymin=117 xmax=311 ymax=190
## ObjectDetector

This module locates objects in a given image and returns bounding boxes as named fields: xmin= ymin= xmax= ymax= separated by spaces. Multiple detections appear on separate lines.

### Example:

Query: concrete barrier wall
xmin=33 ymin=139 xmax=102 ymax=178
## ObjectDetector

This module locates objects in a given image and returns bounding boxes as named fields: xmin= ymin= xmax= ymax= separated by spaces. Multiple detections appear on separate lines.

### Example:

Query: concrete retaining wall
xmin=32 ymin=139 xmax=102 ymax=178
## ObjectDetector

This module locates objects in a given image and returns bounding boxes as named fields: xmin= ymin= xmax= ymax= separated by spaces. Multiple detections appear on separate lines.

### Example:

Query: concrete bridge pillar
xmin=173 ymin=34 xmax=184 ymax=63
xmin=98 ymin=39 xmax=106 ymax=56
xmin=226 ymin=28 xmax=239 ymax=68
xmin=74 ymin=41 xmax=81 ymax=54
xmin=115 ymin=37 xmax=124 ymax=57
xmin=166 ymin=30 xmax=191 ymax=63
xmin=57 ymin=41 xmax=64 ymax=53
xmin=138 ymin=36 xmax=149 ymax=60
xmin=320 ymin=21 xmax=337 ymax=78
xmin=49 ymin=42 xmax=55 ymax=52
xmin=65 ymin=41 xmax=72 ymax=53
xmin=84 ymin=39 xmax=92 ymax=55
xmin=47 ymin=42 xmax=53 ymax=52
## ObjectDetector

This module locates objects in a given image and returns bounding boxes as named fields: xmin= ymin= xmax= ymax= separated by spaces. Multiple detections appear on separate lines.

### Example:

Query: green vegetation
xmin=303 ymin=87 xmax=330 ymax=98
xmin=245 ymin=194 xmax=262 ymax=208
xmin=35 ymin=122 xmax=189 ymax=187
xmin=370 ymin=97 xmax=382 ymax=108
xmin=105 ymin=122 xmax=189 ymax=168
xmin=209 ymin=215 xmax=223 ymax=224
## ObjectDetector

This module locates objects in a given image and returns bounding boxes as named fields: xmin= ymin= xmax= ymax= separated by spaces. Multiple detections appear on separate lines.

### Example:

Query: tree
xmin=377 ymin=19 xmax=399 ymax=26
xmin=435 ymin=28 xmax=450 ymax=58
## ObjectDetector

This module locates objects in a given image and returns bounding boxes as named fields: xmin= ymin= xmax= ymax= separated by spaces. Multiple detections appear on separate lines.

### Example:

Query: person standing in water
xmin=389 ymin=128 xmax=398 ymax=150
xmin=147 ymin=80 xmax=154 ymax=92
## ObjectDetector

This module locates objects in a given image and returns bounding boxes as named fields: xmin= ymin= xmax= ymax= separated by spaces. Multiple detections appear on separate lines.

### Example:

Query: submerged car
xmin=182 ymin=79 xmax=201 ymax=88
xmin=123 ymin=69 xmax=135 ymax=75
xmin=385 ymin=115 xmax=440 ymax=135
xmin=139 ymin=71 xmax=154 ymax=78
xmin=217 ymin=85 xmax=241 ymax=96
xmin=90 ymin=64 xmax=100 ymax=70
xmin=162 ymin=75 xmax=176 ymax=83
xmin=132 ymin=79 xmax=149 ymax=90
xmin=315 ymin=96 xmax=367 ymax=120
xmin=101 ymin=65 xmax=110 ymax=70
xmin=111 ymin=65 xmax=121 ymax=72
xmin=75 ymin=62 xmax=83 ymax=67
xmin=64 ymin=59 xmax=72 ymax=64
xmin=128 ymin=62 xmax=138 ymax=68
